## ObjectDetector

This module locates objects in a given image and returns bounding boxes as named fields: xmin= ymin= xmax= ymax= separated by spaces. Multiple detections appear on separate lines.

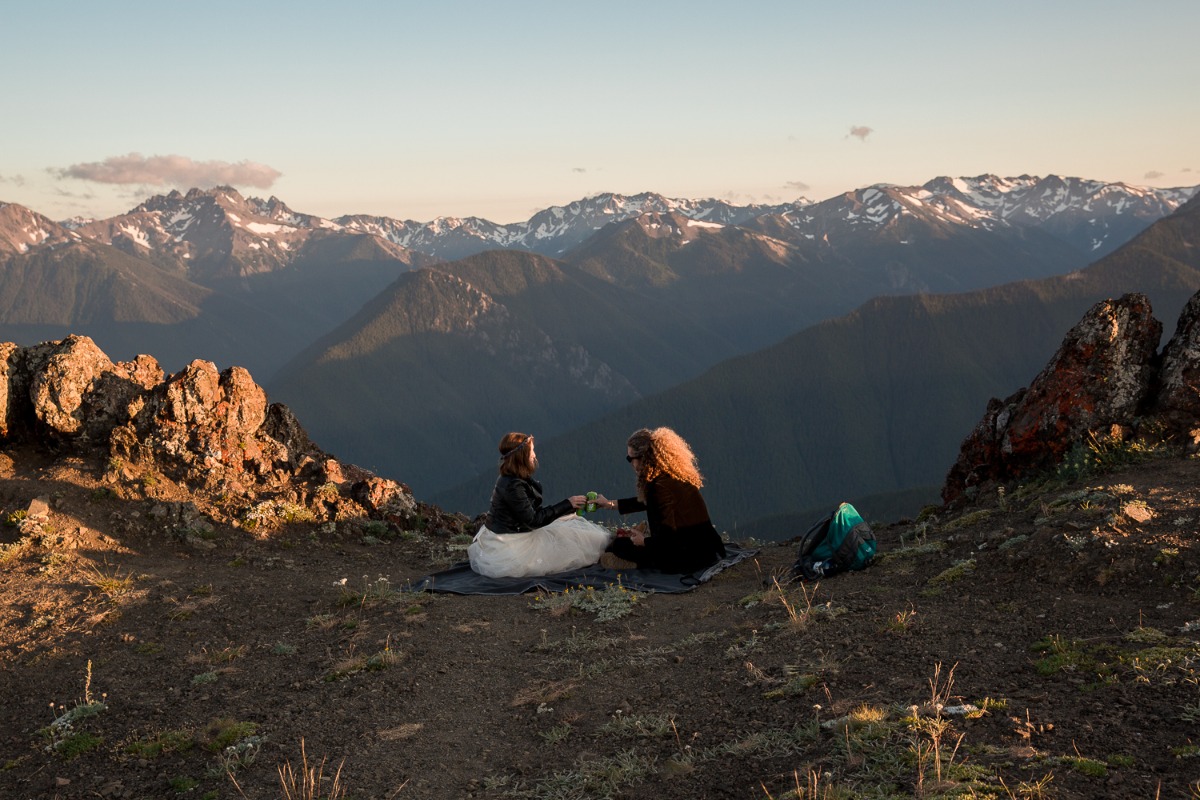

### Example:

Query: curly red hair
xmin=627 ymin=427 xmax=703 ymax=500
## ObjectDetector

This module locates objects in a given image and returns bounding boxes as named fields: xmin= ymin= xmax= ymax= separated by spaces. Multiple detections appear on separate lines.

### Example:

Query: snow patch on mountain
xmin=769 ymin=175 xmax=1198 ymax=252
xmin=0 ymin=203 xmax=83 ymax=256
xmin=18 ymin=175 xmax=1198 ymax=271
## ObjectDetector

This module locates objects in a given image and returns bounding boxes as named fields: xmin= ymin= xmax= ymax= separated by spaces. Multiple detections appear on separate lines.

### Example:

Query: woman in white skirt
xmin=469 ymin=432 xmax=614 ymax=579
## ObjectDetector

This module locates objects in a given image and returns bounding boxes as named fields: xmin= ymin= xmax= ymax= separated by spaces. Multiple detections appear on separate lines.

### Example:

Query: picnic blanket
xmin=404 ymin=543 xmax=758 ymax=596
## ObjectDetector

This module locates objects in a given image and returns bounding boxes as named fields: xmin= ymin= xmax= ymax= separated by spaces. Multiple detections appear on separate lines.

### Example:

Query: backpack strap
xmin=796 ymin=513 xmax=832 ymax=558
xmin=831 ymin=521 xmax=872 ymax=569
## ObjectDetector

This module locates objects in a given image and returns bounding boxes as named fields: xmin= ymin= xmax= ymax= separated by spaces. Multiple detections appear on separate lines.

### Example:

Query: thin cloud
xmin=1144 ymin=170 xmax=1165 ymax=180
xmin=54 ymin=153 xmax=281 ymax=189
xmin=572 ymin=167 xmax=587 ymax=173
xmin=847 ymin=126 xmax=873 ymax=142
xmin=52 ymin=186 xmax=96 ymax=200
xmin=1183 ymin=167 xmax=1193 ymax=173
xmin=0 ymin=173 xmax=26 ymax=186
xmin=784 ymin=180 xmax=811 ymax=192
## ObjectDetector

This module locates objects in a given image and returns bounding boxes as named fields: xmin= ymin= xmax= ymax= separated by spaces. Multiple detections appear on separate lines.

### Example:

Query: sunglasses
xmin=625 ymin=455 xmax=638 ymax=463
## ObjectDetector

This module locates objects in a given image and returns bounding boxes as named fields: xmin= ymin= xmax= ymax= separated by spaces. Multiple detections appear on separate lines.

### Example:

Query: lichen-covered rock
xmin=352 ymin=476 xmax=417 ymax=519
xmin=1154 ymin=289 xmax=1200 ymax=444
xmin=1002 ymin=293 xmax=1160 ymax=453
xmin=944 ymin=293 xmax=1162 ymax=503
xmin=31 ymin=335 xmax=118 ymax=436
xmin=148 ymin=360 xmax=270 ymax=480
xmin=0 ymin=340 xmax=59 ymax=438
xmin=0 ymin=335 xmax=416 ymax=529
xmin=0 ymin=341 xmax=20 ymax=438
xmin=0 ymin=336 xmax=164 ymax=444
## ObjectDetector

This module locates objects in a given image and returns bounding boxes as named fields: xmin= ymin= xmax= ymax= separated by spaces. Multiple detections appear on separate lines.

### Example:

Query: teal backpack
xmin=791 ymin=502 xmax=877 ymax=580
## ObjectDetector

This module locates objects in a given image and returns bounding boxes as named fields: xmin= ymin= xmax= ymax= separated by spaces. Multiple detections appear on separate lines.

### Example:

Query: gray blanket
xmin=404 ymin=543 xmax=758 ymax=595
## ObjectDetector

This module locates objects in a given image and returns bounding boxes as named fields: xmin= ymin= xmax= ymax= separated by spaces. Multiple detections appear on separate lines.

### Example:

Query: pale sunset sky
xmin=2 ymin=0 xmax=1197 ymax=224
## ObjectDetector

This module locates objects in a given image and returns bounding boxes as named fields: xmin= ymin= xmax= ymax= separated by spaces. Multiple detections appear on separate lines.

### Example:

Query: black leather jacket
xmin=484 ymin=475 xmax=573 ymax=533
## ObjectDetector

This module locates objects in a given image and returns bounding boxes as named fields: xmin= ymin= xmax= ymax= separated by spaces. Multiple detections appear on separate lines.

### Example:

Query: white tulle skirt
xmin=468 ymin=515 xmax=615 ymax=579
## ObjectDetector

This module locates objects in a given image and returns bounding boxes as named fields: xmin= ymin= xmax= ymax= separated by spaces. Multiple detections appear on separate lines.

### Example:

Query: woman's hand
xmin=567 ymin=495 xmax=586 ymax=510
xmin=592 ymin=493 xmax=615 ymax=510
xmin=615 ymin=520 xmax=646 ymax=544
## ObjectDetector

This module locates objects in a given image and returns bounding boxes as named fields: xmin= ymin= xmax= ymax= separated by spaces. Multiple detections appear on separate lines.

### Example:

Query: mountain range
xmin=336 ymin=175 xmax=1193 ymax=263
xmin=2 ymin=175 xmax=1197 ymax=527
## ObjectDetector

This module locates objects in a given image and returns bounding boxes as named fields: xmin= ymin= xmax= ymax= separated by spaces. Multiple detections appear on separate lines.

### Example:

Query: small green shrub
xmin=39 ymin=698 xmax=107 ymax=758
xmin=1055 ymin=431 xmax=1164 ymax=483
xmin=1124 ymin=626 xmax=1167 ymax=644
xmin=242 ymin=500 xmax=316 ymax=532
xmin=600 ymin=712 xmax=676 ymax=739
xmin=360 ymin=520 xmax=386 ymax=536
xmin=539 ymin=723 xmax=573 ymax=744
xmin=942 ymin=510 xmax=993 ymax=531
xmin=126 ymin=730 xmax=194 ymax=758
xmin=336 ymin=575 xmax=396 ymax=607
xmin=915 ymin=504 xmax=941 ymax=522
xmin=1030 ymin=635 xmax=1112 ymax=681
xmin=325 ymin=648 xmax=401 ymax=681
xmin=533 ymin=583 xmax=644 ymax=622
xmin=168 ymin=776 xmax=199 ymax=793
xmin=1060 ymin=755 xmax=1107 ymax=777
xmin=168 ymin=777 xmax=200 ymax=796
xmin=876 ymin=541 xmax=945 ymax=563
xmin=85 ymin=563 xmax=135 ymax=598
xmin=998 ymin=534 xmax=1029 ymax=551
xmin=204 ymin=719 xmax=258 ymax=752
xmin=0 ymin=540 xmax=29 ymax=564
xmin=1156 ymin=547 xmax=1181 ymax=567
xmin=763 ymin=673 xmax=820 ymax=699
xmin=54 ymin=731 xmax=103 ymax=759
xmin=928 ymin=559 xmax=976 ymax=587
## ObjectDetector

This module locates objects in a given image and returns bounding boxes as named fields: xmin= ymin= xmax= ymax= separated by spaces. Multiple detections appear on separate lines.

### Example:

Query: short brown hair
xmin=498 ymin=432 xmax=536 ymax=479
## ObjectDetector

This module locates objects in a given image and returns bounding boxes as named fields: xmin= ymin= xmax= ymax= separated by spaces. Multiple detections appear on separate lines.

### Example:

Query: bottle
xmin=578 ymin=491 xmax=599 ymax=516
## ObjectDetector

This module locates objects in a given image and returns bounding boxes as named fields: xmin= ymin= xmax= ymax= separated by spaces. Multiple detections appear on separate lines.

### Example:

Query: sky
xmin=2 ymin=0 xmax=1198 ymax=224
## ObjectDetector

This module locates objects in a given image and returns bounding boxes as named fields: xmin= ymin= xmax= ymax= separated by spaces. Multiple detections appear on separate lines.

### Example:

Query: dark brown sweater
xmin=611 ymin=474 xmax=726 ymax=573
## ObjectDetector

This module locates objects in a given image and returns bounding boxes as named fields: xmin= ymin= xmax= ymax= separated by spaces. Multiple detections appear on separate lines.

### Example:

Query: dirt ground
xmin=2 ymin=446 xmax=1200 ymax=799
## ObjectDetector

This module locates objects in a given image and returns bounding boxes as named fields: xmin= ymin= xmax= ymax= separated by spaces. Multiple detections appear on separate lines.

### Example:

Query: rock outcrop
xmin=1155 ymin=290 xmax=1200 ymax=431
xmin=0 ymin=335 xmax=438 ymax=531
xmin=943 ymin=291 xmax=1200 ymax=504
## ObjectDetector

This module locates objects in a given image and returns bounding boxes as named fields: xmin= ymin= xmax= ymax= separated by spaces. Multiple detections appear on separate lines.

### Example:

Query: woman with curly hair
xmin=591 ymin=427 xmax=726 ymax=574
xmin=469 ymin=432 xmax=614 ymax=578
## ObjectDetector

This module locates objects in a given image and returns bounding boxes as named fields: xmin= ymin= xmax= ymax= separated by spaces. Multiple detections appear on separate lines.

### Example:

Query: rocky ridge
xmin=0 ymin=335 xmax=466 ymax=539
xmin=943 ymin=290 xmax=1200 ymax=503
